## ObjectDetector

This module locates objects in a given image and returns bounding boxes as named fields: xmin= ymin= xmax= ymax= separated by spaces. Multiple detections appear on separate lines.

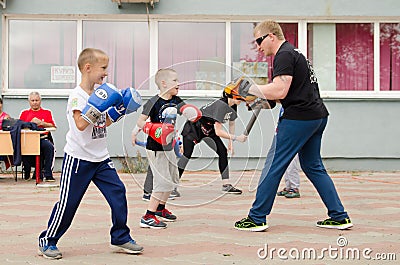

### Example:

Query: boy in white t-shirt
xmin=38 ymin=48 xmax=143 ymax=259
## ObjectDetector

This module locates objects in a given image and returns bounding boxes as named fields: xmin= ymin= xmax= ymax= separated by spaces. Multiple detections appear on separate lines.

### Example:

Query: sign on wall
xmin=51 ymin=66 xmax=76 ymax=83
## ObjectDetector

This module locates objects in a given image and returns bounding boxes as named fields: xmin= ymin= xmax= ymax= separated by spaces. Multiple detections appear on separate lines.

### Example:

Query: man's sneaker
xmin=170 ymin=188 xmax=181 ymax=198
xmin=115 ymin=239 xmax=144 ymax=254
xmin=234 ymin=216 xmax=268 ymax=232
xmin=316 ymin=218 xmax=353 ymax=230
xmin=38 ymin=245 xmax=62 ymax=259
xmin=140 ymin=214 xmax=167 ymax=229
xmin=45 ymin=176 xmax=56 ymax=182
xmin=142 ymin=193 xmax=151 ymax=202
xmin=155 ymin=208 xmax=177 ymax=222
xmin=222 ymin=184 xmax=242 ymax=194
xmin=277 ymin=188 xmax=289 ymax=196
xmin=285 ymin=188 xmax=300 ymax=198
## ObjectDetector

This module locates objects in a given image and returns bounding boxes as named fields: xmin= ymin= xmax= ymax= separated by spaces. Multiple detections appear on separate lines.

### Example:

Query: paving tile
xmin=0 ymin=171 xmax=399 ymax=264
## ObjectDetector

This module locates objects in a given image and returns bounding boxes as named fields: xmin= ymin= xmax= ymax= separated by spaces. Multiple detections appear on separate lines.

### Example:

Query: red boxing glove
xmin=180 ymin=104 xmax=202 ymax=122
xmin=143 ymin=122 xmax=175 ymax=146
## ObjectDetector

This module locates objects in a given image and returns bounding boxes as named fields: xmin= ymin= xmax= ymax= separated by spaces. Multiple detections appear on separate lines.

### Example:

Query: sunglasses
xmin=255 ymin=33 xmax=271 ymax=46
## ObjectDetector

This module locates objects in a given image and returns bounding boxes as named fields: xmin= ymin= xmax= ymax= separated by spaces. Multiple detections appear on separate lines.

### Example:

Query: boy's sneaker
xmin=140 ymin=214 xmax=167 ymax=229
xmin=142 ymin=193 xmax=151 ymax=202
xmin=284 ymin=188 xmax=300 ymax=198
xmin=155 ymin=208 xmax=177 ymax=222
xmin=170 ymin=188 xmax=181 ymax=198
xmin=115 ymin=239 xmax=144 ymax=254
xmin=222 ymin=184 xmax=242 ymax=194
xmin=316 ymin=218 xmax=353 ymax=230
xmin=234 ymin=216 xmax=268 ymax=232
xmin=38 ymin=245 xmax=62 ymax=259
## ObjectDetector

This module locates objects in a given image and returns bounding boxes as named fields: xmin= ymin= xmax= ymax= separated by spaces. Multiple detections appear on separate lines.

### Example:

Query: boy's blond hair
xmin=254 ymin=20 xmax=285 ymax=40
xmin=155 ymin=68 xmax=176 ymax=89
xmin=77 ymin=48 xmax=108 ymax=72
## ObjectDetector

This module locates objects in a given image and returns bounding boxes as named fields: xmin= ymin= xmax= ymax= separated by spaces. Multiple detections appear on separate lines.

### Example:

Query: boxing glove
xmin=82 ymin=83 xmax=122 ymax=124
xmin=180 ymin=104 xmax=202 ymax=122
xmin=143 ymin=122 xmax=175 ymax=146
xmin=122 ymin=87 xmax=142 ymax=114
xmin=107 ymin=87 xmax=142 ymax=123
xmin=224 ymin=77 xmax=257 ymax=102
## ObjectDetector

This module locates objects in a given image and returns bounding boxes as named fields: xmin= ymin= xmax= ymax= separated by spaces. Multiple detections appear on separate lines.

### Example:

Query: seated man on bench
xmin=19 ymin=92 xmax=57 ymax=182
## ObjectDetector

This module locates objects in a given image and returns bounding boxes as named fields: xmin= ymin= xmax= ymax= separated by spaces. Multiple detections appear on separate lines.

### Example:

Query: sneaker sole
xmin=157 ymin=216 xmax=176 ymax=222
xmin=234 ymin=225 xmax=268 ymax=232
xmin=316 ymin=223 xmax=353 ymax=230
xmin=117 ymin=247 xmax=144 ymax=254
xmin=139 ymin=222 xmax=167 ymax=229
xmin=285 ymin=195 xmax=300 ymax=198
xmin=37 ymin=250 xmax=62 ymax=260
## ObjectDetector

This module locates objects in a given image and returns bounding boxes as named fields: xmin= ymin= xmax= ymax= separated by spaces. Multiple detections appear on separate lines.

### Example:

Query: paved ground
xmin=0 ymin=170 xmax=399 ymax=265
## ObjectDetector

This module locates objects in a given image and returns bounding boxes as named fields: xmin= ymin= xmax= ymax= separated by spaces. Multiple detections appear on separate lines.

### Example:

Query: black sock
xmin=157 ymin=204 xmax=165 ymax=211
xmin=146 ymin=210 xmax=155 ymax=216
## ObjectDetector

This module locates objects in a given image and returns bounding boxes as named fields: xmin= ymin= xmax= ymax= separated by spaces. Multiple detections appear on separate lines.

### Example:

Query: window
xmin=308 ymin=23 xmax=374 ymax=91
xmin=5 ymin=17 xmax=400 ymax=98
xmin=158 ymin=22 xmax=226 ymax=90
xmin=336 ymin=23 xmax=374 ymax=91
xmin=8 ymin=20 xmax=77 ymax=90
xmin=380 ymin=23 xmax=400 ymax=91
xmin=83 ymin=21 xmax=150 ymax=90
xmin=231 ymin=22 xmax=298 ymax=83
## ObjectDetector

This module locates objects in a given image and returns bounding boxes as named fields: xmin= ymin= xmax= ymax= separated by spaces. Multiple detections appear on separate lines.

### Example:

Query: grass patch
xmin=117 ymin=151 xmax=148 ymax=173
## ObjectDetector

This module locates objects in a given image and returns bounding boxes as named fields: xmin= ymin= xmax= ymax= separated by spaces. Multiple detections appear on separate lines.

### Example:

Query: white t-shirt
xmin=64 ymin=86 xmax=109 ymax=162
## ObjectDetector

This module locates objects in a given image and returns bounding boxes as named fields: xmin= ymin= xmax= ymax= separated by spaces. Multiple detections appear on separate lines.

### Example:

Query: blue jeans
xmin=249 ymin=118 xmax=349 ymax=224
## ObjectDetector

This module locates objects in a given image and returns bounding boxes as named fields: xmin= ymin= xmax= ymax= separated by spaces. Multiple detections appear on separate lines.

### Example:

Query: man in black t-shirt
xmin=235 ymin=20 xmax=352 ymax=232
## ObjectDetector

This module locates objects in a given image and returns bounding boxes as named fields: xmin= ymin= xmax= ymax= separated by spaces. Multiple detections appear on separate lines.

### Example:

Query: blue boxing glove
xmin=82 ymin=83 xmax=122 ymax=124
xmin=124 ymin=87 xmax=142 ymax=114
xmin=107 ymin=87 xmax=142 ymax=123
xmin=107 ymin=104 xmax=125 ymax=123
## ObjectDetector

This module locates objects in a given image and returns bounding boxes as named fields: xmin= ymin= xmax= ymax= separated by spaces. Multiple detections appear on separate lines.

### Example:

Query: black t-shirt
xmin=273 ymin=41 xmax=329 ymax=120
xmin=142 ymin=95 xmax=184 ymax=151
xmin=198 ymin=97 xmax=238 ymax=135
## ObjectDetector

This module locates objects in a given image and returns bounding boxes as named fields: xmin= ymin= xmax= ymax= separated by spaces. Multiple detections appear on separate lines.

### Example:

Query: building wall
xmin=1 ymin=0 xmax=400 ymax=171
xmin=1 ymin=0 xmax=399 ymax=16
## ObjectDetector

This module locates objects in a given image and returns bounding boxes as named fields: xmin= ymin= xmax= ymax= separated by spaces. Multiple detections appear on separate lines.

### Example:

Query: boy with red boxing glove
xmin=131 ymin=68 xmax=201 ymax=229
